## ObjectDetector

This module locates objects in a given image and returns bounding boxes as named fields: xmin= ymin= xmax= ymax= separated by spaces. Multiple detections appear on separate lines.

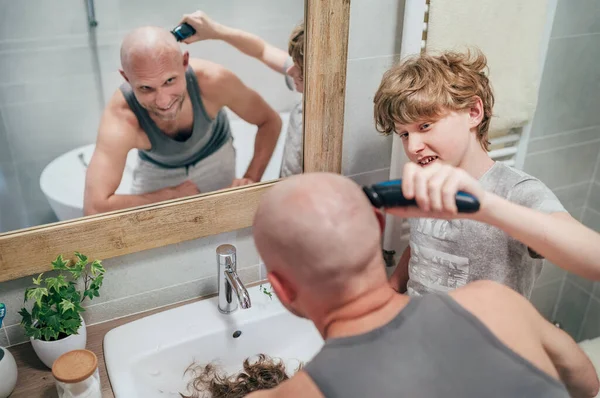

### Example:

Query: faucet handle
xmin=216 ymin=244 xmax=236 ymax=269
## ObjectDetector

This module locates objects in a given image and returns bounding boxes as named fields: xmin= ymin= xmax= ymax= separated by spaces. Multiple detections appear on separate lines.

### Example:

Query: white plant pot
xmin=0 ymin=346 xmax=18 ymax=398
xmin=30 ymin=317 xmax=87 ymax=369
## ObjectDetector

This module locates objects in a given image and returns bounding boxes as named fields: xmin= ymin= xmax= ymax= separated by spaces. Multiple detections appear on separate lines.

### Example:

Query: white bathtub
xmin=40 ymin=112 xmax=290 ymax=221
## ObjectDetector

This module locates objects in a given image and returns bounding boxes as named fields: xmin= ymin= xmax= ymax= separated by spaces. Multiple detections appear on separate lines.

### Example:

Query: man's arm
xmin=540 ymin=316 xmax=600 ymax=397
xmin=455 ymin=281 xmax=599 ymax=398
xmin=83 ymin=95 xmax=199 ymax=215
xmin=200 ymin=63 xmax=282 ymax=184
xmin=181 ymin=11 xmax=290 ymax=74
xmin=389 ymin=246 xmax=410 ymax=293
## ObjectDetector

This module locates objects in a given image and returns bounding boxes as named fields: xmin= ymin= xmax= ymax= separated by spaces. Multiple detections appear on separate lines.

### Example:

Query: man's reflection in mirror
xmin=83 ymin=26 xmax=281 ymax=216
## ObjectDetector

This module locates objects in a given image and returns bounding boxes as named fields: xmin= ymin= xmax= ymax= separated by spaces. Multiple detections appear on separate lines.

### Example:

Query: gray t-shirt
xmin=407 ymin=162 xmax=566 ymax=298
xmin=280 ymin=57 xmax=303 ymax=178
xmin=304 ymin=294 xmax=569 ymax=398
xmin=279 ymin=100 xmax=303 ymax=177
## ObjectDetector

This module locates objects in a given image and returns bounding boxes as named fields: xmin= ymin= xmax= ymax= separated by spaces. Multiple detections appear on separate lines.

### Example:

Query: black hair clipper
xmin=171 ymin=23 xmax=196 ymax=42
xmin=363 ymin=179 xmax=480 ymax=213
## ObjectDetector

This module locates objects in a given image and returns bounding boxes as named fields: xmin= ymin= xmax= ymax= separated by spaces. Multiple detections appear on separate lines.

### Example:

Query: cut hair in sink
xmin=180 ymin=354 xmax=303 ymax=398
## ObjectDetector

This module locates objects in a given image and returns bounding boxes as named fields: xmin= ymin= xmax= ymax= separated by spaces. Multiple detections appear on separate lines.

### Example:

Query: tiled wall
xmin=0 ymin=0 xmax=302 ymax=233
xmin=0 ymin=0 xmax=405 ymax=347
xmin=526 ymin=0 xmax=600 ymax=341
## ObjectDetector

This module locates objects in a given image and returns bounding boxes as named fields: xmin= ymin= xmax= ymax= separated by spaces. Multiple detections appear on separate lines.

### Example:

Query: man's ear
xmin=119 ymin=69 xmax=129 ymax=83
xmin=268 ymin=271 xmax=296 ymax=306
xmin=182 ymin=51 xmax=190 ymax=68
xmin=468 ymin=95 xmax=484 ymax=129
xmin=374 ymin=208 xmax=386 ymax=233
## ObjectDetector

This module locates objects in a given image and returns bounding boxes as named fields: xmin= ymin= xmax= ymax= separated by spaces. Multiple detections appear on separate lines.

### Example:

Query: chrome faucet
xmin=217 ymin=244 xmax=251 ymax=313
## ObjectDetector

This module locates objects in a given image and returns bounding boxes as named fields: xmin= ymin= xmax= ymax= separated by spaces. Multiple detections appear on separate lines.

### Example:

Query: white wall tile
xmin=551 ymin=0 xmax=600 ymax=38
xmin=583 ymin=208 xmax=600 ymax=232
xmin=84 ymin=228 xmax=257 ymax=305
xmin=0 ymin=109 xmax=12 ymax=163
xmin=536 ymin=261 xmax=567 ymax=287
xmin=568 ymin=272 xmax=595 ymax=294
xmin=3 ymin=99 xmax=101 ymax=163
xmin=82 ymin=265 xmax=259 ymax=325
xmin=348 ymin=168 xmax=390 ymax=187
xmin=0 ymin=329 xmax=8 ymax=347
xmin=0 ymin=162 xmax=27 ymax=233
xmin=5 ymin=323 xmax=27 ymax=346
xmin=14 ymin=155 xmax=63 ymax=211
xmin=552 ymin=182 xmax=591 ymax=215
xmin=0 ymin=74 xmax=100 ymax=107
xmin=527 ymin=126 xmax=600 ymax=154
xmin=571 ymin=207 xmax=585 ymax=222
xmin=348 ymin=0 xmax=404 ymax=59
xmin=588 ymin=182 xmax=600 ymax=213
xmin=0 ymin=0 xmax=93 ymax=42
xmin=531 ymin=35 xmax=600 ymax=137
xmin=530 ymin=280 xmax=562 ymax=321
xmin=21 ymin=208 xmax=59 ymax=230
xmin=343 ymin=56 xmax=397 ymax=176
xmin=554 ymin=280 xmax=592 ymax=339
xmin=116 ymin=0 xmax=303 ymax=35
xmin=580 ymin=296 xmax=600 ymax=341
xmin=0 ymin=46 xmax=97 ymax=85
xmin=523 ymin=141 xmax=600 ymax=189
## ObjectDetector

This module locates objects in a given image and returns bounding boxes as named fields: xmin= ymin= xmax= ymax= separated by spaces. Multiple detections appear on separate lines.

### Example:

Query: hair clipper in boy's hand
xmin=171 ymin=23 xmax=196 ymax=42
xmin=363 ymin=179 xmax=480 ymax=213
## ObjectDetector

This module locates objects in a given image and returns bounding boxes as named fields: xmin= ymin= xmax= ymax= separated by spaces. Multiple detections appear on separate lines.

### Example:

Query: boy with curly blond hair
xmin=374 ymin=49 xmax=600 ymax=298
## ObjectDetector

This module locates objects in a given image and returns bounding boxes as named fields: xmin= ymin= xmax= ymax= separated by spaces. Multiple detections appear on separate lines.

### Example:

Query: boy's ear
xmin=468 ymin=96 xmax=484 ymax=128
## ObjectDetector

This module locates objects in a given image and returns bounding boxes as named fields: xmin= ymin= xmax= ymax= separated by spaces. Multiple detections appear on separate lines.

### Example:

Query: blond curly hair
xmin=181 ymin=354 xmax=302 ymax=398
xmin=373 ymin=49 xmax=495 ymax=151
xmin=288 ymin=22 xmax=305 ymax=77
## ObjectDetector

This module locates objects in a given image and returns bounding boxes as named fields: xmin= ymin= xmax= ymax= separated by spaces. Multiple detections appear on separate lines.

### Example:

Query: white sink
xmin=104 ymin=284 xmax=323 ymax=398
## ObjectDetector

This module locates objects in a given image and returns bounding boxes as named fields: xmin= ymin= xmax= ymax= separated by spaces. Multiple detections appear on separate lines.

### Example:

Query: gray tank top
xmin=120 ymin=66 xmax=231 ymax=168
xmin=304 ymin=294 xmax=568 ymax=398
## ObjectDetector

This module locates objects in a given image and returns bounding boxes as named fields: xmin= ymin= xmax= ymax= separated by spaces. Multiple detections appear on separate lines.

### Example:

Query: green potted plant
xmin=19 ymin=252 xmax=105 ymax=368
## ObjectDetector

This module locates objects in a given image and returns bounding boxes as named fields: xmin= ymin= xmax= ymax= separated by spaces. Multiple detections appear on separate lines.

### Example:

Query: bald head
xmin=253 ymin=173 xmax=386 ymax=305
xmin=120 ymin=26 xmax=182 ymax=73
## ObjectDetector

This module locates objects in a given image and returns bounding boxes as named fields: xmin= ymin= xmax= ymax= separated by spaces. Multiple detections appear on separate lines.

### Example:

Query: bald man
xmin=83 ymin=26 xmax=281 ymax=215
xmin=250 ymin=173 xmax=598 ymax=398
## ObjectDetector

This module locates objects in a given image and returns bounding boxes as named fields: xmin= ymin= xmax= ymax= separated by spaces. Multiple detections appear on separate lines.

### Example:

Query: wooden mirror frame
xmin=0 ymin=0 xmax=351 ymax=283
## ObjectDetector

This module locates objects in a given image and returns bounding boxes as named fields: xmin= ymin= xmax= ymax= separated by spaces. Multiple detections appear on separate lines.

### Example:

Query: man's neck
xmin=457 ymin=141 xmax=495 ymax=180
xmin=319 ymin=284 xmax=410 ymax=340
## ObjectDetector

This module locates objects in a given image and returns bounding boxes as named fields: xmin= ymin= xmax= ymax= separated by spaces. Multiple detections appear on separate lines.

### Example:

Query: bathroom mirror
xmin=0 ymin=1 xmax=305 ymax=233
xmin=0 ymin=0 xmax=350 ymax=282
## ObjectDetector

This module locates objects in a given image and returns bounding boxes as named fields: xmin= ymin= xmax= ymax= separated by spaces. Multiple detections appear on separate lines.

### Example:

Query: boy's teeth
xmin=420 ymin=156 xmax=437 ymax=164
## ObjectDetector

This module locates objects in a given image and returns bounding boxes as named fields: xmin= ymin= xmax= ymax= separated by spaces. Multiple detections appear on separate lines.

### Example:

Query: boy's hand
xmin=387 ymin=162 xmax=487 ymax=219
xmin=180 ymin=11 xmax=222 ymax=44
